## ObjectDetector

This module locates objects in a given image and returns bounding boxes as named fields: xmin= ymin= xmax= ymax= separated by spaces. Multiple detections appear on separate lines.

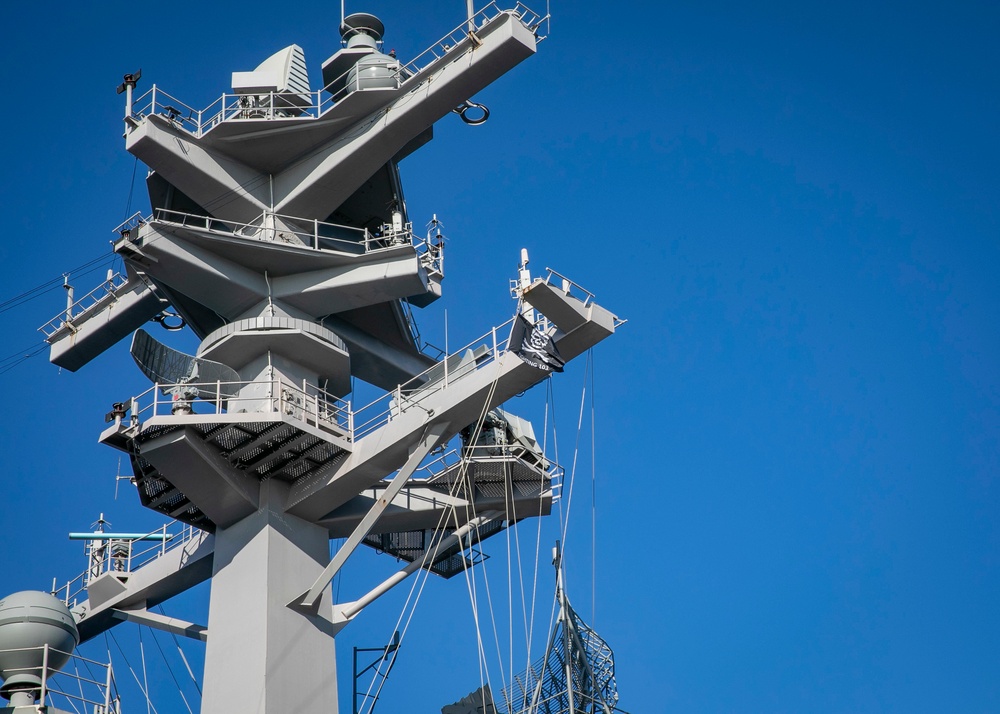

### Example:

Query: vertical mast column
xmin=202 ymin=480 xmax=338 ymax=712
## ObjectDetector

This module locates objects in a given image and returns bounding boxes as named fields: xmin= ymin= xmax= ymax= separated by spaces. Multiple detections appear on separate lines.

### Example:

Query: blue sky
xmin=1 ymin=1 xmax=998 ymax=712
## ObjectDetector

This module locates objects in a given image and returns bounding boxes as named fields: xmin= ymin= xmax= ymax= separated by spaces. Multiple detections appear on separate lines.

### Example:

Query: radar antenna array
xmin=130 ymin=328 xmax=241 ymax=402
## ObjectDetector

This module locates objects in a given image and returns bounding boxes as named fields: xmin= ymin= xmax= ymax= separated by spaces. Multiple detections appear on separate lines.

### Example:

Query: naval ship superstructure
xmin=0 ymin=4 xmax=624 ymax=712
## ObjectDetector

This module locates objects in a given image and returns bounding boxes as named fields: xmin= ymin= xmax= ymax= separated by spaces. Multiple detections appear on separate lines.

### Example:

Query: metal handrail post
xmin=216 ymin=380 xmax=222 ymax=414
xmin=104 ymin=660 xmax=113 ymax=712
xmin=40 ymin=643 xmax=49 ymax=705
xmin=153 ymin=383 xmax=158 ymax=415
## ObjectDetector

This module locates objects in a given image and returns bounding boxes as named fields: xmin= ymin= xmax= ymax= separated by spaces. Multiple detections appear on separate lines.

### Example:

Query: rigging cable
xmin=525 ymin=376 xmax=556 ymax=674
xmin=449 ymin=312 xmax=538 ymax=703
xmin=138 ymin=625 xmax=151 ymax=714
xmin=0 ymin=249 xmax=125 ymax=376
xmin=155 ymin=605 xmax=202 ymax=696
xmin=0 ymin=252 xmax=117 ymax=317
xmin=590 ymin=350 xmax=597 ymax=625
xmin=146 ymin=626 xmax=195 ymax=714
xmin=0 ymin=342 xmax=48 ymax=375
xmin=123 ymin=155 xmax=139 ymax=219
xmin=514 ymin=376 xmax=558 ymax=688
xmin=359 ymin=346 xmax=511 ymax=712
xmin=559 ymin=348 xmax=594 ymax=561
xmin=106 ymin=630 xmax=160 ymax=714
xmin=70 ymin=660 xmax=87 ymax=713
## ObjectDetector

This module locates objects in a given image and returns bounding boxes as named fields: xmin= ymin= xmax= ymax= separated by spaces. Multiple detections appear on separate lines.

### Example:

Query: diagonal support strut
xmin=290 ymin=421 xmax=451 ymax=613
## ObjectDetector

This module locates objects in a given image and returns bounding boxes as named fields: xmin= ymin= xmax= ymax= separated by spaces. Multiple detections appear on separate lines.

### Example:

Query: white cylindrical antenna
xmin=467 ymin=0 xmax=475 ymax=31
xmin=518 ymin=248 xmax=533 ymax=319
xmin=118 ymin=70 xmax=141 ymax=125
xmin=63 ymin=275 xmax=74 ymax=323
xmin=518 ymin=248 xmax=531 ymax=289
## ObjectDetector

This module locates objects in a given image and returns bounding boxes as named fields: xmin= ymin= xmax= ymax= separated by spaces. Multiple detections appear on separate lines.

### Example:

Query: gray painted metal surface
xmin=13 ymin=6 xmax=628 ymax=713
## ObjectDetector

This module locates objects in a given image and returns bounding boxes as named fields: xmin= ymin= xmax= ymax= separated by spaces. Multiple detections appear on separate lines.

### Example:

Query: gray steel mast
xmin=2 ymin=6 xmax=624 ymax=713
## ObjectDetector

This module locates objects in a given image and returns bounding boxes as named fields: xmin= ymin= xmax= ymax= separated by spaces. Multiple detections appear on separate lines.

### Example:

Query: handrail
xmin=38 ymin=272 xmax=128 ymax=338
xmin=125 ymin=4 xmax=545 ymax=139
xmin=125 ymin=376 xmax=352 ymax=440
xmin=352 ymin=315 xmax=517 ymax=440
xmin=360 ymin=444 xmax=561 ymax=516
xmin=152 ymin=207 xmax=390 ymax=254
xmin=121 ymin=207 xmax=441 ymax=260
xmin=112 ymin=210 xmax=146 ymax=237
xmin=106 ymin=309 xmax=538 ymax=481
xmin=399 ymin=3 xmax=544 ymax=79
xmin=0 ymin=645 xmax=119 ymax=712
xmin=52 ymin=521 xmax=203 ymax=608
xmin=541 ymin=267 xmax=597 ymax=308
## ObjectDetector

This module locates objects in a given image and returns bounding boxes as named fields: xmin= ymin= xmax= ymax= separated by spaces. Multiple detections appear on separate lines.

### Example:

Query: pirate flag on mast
xmin=510 ymin=313 xmax=565 ymax=372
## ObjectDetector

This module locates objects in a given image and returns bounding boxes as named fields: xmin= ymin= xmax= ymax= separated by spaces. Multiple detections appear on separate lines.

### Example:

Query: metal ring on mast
xmin=151 ymin=311 xmax=186 ymax=331
xmin=453 ymin=100 xmax=490 ymax=125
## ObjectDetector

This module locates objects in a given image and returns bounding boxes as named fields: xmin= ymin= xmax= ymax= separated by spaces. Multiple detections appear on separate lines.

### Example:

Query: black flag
xmin=510 ymin=314 xmax=565 ymax=372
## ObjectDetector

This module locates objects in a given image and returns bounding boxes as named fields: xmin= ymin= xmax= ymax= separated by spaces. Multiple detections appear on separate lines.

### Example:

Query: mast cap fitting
xmin=340 ymin=13 xmax=385 ymax=42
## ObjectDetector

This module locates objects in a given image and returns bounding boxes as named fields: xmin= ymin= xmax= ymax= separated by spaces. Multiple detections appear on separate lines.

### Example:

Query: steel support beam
xmin=111 ymin=606 xmax=208 ymax=642
xmin=292 ymin=422 xmax=451 ymax=612
xmin=331 ymin=511 xmax=502 ymax=633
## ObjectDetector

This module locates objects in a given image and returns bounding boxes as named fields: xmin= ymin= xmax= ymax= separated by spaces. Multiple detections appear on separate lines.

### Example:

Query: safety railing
xmin=119 ymin=208 xmax=442 ymax=263
xmin=124 ymin=3 xmax=546 ymax=139
xmin=359 ymin=442 xmax=560 ymax=515
xmin=542 ymin=267 xmax=627 ymax=328
xmin=125 ymin=376 xmax=353 ymax=440
xmin=113 ymin=210 xmax=147 ymax=238
xmin=0 ymin=645 xmax=120 ymax=713
xmin=352 ymin=315 xmax=517 ymax=440
xmin=111 ymin=310 xmax=526 ymax=446
xmin=401 ymin=2 xmax=547 ymax=78
xmin=415 ymin=230 xmax=445 ymax=278
xmin=541 ymin=267 xmax=598 ymax=308
xmin=130 ymin=86 xmax=203 ymax=133
xmin=52 ymin=522 xmax=203 ymax=608
xmin=128 ymin=62 xmax=405 ymax=137
xmin=38 ymin=272 xmax=128 ymax=339
xmin=151 ymin=207 xmax=418 ymax=255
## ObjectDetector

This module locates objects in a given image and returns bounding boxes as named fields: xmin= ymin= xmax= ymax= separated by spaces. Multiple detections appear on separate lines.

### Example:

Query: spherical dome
xmin=0 ymin=591 xmax=80 ymax=695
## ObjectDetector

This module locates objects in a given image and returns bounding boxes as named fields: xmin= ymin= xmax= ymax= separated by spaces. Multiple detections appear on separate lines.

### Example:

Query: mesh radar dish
xmin=130 ymin=328 xmax=241 ymax=400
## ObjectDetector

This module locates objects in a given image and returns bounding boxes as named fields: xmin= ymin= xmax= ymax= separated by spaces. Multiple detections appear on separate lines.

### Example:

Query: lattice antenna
xmin=113 ymin=456 xmax=135 ymax=500
xmin=501 ymin=542 xmax=621 ymax=714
